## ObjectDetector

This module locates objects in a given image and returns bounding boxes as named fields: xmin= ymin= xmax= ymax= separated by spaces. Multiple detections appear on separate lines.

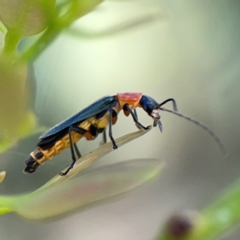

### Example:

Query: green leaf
xmin=0 ymin=59 xmax=38 ymax=153
xmin=39 ymin=128 xmax=151 ymax=190
xmin=0 ymin=129 xmax=154 ymax=219
xmin=15 ymin=158 xmax=164 ymax=220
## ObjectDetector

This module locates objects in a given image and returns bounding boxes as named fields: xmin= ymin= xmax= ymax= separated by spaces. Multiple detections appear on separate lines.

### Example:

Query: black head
xmin=24 ymin=155 xmax=40 ymax=173
xmin=140 ymin=96 xmax=177 ymax=132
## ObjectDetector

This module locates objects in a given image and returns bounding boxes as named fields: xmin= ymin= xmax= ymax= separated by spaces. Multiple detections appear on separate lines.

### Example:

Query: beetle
xmin=24 ymin=92 xmax=226 ymax=176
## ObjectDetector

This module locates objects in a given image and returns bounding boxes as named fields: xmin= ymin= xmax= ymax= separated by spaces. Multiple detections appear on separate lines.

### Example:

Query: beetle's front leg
xmin=123 ymin=104 xmax=150 ymax=130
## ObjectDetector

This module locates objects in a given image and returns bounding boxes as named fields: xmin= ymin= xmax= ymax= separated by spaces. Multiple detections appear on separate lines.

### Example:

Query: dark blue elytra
xmin=40 ymin=96 xmax=117 ymax=139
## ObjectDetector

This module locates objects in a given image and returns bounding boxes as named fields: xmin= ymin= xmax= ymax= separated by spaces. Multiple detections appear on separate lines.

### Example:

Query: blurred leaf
xmin=65 ymin=11 xmax=164 ymax=39
xmin=0 ymin=0 xmax=56 ymax=38
xmin=0 ymin=129 xmax=154 ymax=218
xmin=0 ymin=21 xmax=5 ymax=33
xmin=15 ymin=158 xmax=164 ymax=220
xmin=58 ymin=0 xmax=104 ymax=22
xmin=0 ymin=171 xmax=6 ymax=183
xmin=39 ymin=128 xmax=151 ymax=190
xmin=0 ymin=207 xmax=13 ymax=215
xmin=0 ymin=59 xmax=37 ymax=153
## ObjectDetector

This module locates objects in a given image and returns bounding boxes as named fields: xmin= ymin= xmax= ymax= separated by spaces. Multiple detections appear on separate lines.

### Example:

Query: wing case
xmin=40 ymin=96 xmax=117 ymax=139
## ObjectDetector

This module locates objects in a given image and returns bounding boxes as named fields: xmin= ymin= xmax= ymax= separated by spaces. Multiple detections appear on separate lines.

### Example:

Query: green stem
xmin=199 ymin=179 xmax=240 ymax=239
xmin=20 ymin=23 xmax=61 ymax=62
xmin=3 ymin=30 xmax=21 ymax=59
xmin=20 ymin=0 xmax=103 ymax=62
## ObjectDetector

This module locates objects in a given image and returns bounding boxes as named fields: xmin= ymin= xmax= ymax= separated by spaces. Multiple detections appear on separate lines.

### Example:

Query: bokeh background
xmin=1 ymin=0 xmax=240 ymax=239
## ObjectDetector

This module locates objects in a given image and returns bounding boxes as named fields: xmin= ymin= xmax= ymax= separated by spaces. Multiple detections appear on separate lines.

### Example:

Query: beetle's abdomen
xmin=40 ymin=131 xmax=83 ymax=162
xmin=31 ymin=109 xmax=118 ymax=165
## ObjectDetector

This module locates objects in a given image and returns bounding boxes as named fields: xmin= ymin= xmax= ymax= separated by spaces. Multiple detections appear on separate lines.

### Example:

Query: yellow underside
xmin=35 ymin=110 xmax=117 ymax=165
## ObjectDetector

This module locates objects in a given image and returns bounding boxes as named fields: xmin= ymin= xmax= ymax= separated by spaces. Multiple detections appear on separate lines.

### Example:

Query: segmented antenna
xmin=159 ymin=107 xmax=227 ymax=157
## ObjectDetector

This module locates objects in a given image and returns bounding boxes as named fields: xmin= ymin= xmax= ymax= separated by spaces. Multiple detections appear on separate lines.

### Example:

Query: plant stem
xmin=198 ymin=178 xmax=240 ymax=239
xmin=20 ymin=0 xmax=103 ymax=62
xmin=3 ymin=30 xmax=20 ymax=60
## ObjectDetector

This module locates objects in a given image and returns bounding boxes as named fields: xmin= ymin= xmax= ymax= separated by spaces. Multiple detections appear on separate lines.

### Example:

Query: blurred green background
xmin=1 ymin=0 xmax=240 ymax=239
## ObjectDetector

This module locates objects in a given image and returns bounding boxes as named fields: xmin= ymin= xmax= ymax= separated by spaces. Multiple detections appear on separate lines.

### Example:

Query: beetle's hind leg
xmin=101 ymin=129 xmax=107 ymax=144
xmin=109 ymin=109 xmax=118 ymax=149
xmin=74 ymin=143 xmax=81 ymax=158
xmin=59 ymin=126 xmax=86 ymax=176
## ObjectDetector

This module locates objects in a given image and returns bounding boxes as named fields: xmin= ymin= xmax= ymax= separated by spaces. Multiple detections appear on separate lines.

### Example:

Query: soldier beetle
xmin=25 ymin=92 xmax=226 ymax=175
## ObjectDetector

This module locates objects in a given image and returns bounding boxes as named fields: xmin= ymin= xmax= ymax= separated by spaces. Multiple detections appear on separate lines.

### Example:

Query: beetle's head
xmin=140 ymin=95 xmax=178 ymax=132
xmin=140 ymin=95 xmax=162 ymax=131
xmin=24 ymin=151 xmax=44 ymax=173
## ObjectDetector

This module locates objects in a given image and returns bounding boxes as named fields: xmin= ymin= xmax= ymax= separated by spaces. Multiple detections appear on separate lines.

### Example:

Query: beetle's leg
xmin=133 ymin=109 xmax=142 ymax=130
xmin=74 ymin=143 xmax=81 ymax=158
xmin=102 ymin=129 xmax=107 ymax=144
xmin=109 ymin=109 xmax=118 ymax=149
xmin=97 ymin=127 xmax=107 ymax=146
xmin=134 ymin=109 xmax=138 ymax=120
xmin=100 ymin=108 xmax=116 ymax=145
xmin=59 ymin=126 xmax=86 ymax=176
xmin=123 ymin=104 xmax=150 ymax=130
xmin=158 ymin=98 xmax=178 ymax=112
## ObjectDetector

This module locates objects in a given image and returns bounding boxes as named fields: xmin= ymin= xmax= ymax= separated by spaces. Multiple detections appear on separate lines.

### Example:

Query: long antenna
xmin=159 ymin=107 xmax=227 ymax=157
